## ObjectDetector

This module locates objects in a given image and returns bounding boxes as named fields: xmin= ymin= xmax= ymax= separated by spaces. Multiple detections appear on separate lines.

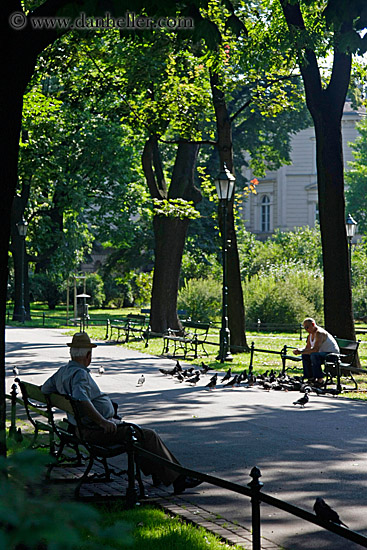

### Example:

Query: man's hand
xmin=293 ymin=349 xmax=301 ymax=355
xmin=100 ymin=419 xmax=117 ymax=434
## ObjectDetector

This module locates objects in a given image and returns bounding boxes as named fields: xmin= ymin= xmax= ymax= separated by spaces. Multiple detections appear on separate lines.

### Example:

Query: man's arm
xmin=78 ymin=400 xmax=117 ymax=433
xmin=294 ymin=332 xmax=324 ymax=355
xmin=293 ymin=334 xmax=311 ymax=355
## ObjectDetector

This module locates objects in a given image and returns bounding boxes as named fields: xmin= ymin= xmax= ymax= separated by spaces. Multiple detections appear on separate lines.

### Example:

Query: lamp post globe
xmin=215 ymin=163 xmax=235 ymax=363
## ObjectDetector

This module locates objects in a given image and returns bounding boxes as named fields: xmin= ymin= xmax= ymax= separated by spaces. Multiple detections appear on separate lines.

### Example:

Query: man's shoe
xmin=173 ymin=475 xmax=203 ymax=495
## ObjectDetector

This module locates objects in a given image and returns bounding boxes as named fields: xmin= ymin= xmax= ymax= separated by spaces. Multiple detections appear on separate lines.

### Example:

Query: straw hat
xmin=67 ymin=332 xmax=97 ymax=348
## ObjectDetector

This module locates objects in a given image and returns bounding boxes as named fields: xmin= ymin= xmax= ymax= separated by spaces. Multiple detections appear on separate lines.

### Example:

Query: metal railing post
xmin=125 ymin=426 xmax=138 ymax=508
xmin=249 ymin=341 xmax=255 ymax=374
xmin=248 ymin=466 xmax=263 ymax=550
xmin=8 ymin=383 xmax=18 ymax=438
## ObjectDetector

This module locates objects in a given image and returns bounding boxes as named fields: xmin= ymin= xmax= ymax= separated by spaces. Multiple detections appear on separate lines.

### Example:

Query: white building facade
xmin=242 ymin=103 xmax=365 ymax=239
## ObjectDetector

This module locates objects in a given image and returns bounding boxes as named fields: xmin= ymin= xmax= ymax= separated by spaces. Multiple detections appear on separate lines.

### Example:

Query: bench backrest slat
xmin=18 ymin=380 xmax=47 ymax=404
xmin=182 ymin=321 xmax=210 ymax=331
xmin=47 ymin=392 xmax=75 ymax=415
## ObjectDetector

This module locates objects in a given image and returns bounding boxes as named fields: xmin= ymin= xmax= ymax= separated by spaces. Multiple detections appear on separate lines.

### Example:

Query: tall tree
xmin=277 ymin=0 xmax=367 ymax=339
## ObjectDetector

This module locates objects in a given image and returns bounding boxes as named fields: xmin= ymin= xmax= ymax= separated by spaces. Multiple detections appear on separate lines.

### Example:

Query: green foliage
xmin=180 ymin=251 xmax=221 ymax=282
xmin=133 ymin=271 xmax=153 ymax=307
xmin=152 ymin=199 xmax=200 ymax=220
xmin=244 ymin=263 xmax=324 ymax=325
xmin=30 ymin=272 xmax=63 ymax=309
xmin=349 ymin=237 xmax=367 ymax=317
xmin=0 ymin=451 xmax=132 ymax=550
xmin=83 ymin=273 xmax=106 ymax=308
xmin=346 ymin=116 xmax=367 ymax=234
xmin=177 ymin=277 xmax=221 ymax=322
xmin=239 ymin=225 xmax=323 ymax=278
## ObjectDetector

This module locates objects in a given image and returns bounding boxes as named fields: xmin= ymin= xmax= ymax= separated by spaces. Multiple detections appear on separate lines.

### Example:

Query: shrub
xmin=133 ymin=271 xmax=153 ymax=306
xmin=244 ymin=263 xmax=324 ymax=325
xmin=29 ymin=273 xmax=63 ymax=309
xmin=177 ymin=277 xmax=221 ymax=323
xmin=83 ymin=273 xmax=105 ymax=307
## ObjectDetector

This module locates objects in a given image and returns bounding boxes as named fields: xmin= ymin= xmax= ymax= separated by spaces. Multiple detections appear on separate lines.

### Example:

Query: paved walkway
xmin=5 ymin=326 xmax=367 ymax=550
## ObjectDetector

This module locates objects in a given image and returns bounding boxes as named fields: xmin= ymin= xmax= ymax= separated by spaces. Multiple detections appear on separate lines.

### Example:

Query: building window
xmin=261 ymin=195 xmax=270 ymax=232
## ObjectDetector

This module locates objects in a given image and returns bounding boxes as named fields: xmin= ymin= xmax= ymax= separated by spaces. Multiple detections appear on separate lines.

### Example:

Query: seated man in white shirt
xmin=42 ymin=332 xmax=201 ymax=495
xmin=293 ymin=318 xmax=339 ymax=385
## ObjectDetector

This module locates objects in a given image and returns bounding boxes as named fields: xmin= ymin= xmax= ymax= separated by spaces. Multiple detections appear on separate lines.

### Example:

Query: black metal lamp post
xmin=16 ymin=218 xmax=28 ymax=324
xmin=215 ymin=164 xmax=235 ymax=363
xmin=345 ymin=213 xmax=357 ymax=281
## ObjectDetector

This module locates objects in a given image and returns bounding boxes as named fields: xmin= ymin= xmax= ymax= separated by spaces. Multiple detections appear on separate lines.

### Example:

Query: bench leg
xmin=75 ymin=454 xmax=95 ymax=498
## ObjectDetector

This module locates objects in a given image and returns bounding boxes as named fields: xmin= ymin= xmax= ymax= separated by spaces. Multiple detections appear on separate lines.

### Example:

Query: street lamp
xmin=345 ymin=213 xmax=357 ymax=278
xmin=16 ymin=217 xmax=28 ymax=324
xmin=215 ymin=163 xmax=235 ymax=363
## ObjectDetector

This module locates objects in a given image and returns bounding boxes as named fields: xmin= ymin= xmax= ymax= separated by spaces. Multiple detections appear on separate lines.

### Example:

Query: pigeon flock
xmin=157 ymin=362 xmax=337 ymax=406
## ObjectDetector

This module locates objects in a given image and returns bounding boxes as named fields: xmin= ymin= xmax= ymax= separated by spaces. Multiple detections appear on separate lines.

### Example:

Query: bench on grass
xmin=281 ymin=337 xmax=363 ymax=392
xmin=162 ymin=320 xmax=210 ymax=359
xmin=141 ymin=309 xmax=189 ymax=348
xmin=106 ymin=314 xmax=148 ymax=343
xmin=14 ymin=379 xmax=145 ymax=503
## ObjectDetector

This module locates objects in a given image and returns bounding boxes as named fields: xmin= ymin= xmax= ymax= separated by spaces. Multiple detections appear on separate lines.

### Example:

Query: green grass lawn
xmin=95 ymin=503 xmax=244 ymax=550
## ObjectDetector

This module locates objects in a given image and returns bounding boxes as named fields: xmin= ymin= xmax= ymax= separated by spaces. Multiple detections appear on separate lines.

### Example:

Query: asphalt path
xmin=5 ymin=326 xmax=367 ymax=550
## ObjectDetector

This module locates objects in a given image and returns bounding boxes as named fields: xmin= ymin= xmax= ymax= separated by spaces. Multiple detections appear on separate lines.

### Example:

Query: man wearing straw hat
xmin=42 ymin=332 xmax=201 ymax=494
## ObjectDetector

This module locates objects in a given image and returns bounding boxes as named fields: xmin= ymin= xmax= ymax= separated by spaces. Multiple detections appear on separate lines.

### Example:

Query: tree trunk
xmin=143 ymin=138 xmax=201 ymax=333
xmin=314 ymin=113 xmax=354 ymax=339
xmin=0 ymin=80 xmax=26 ymax=457
xmin=210 ymin=70 xmax=248 ymax=352
xmin=280 ymin=2 xmax=356 ymax=343
xmin=150 ymin=217 xmax=190 ymax=332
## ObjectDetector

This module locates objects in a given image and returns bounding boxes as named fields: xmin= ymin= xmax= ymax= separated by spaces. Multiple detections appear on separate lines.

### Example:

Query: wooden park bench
xmin=14 ymin=378 xmax=57 ymax=454
xmin=14 ymin=379 xmax=145 ymax=502
xmin=45 ymin=391 xmax=145 ymax=501
xmin=107 ymin=314 xmax=148 ymax=343
xmin=162 ymin=320 xmax=210 ymax=359
xmin=142 ymin=309 xmax=188 ymax=348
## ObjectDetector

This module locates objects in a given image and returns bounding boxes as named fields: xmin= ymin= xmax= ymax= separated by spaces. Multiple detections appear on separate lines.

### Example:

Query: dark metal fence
xmin=133 ymin=444 xmax=367 ymax=550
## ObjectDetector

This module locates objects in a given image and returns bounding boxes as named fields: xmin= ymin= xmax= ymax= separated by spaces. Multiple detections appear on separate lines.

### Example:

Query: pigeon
xmin=237 ymin=369 xmax=248 ymax=384
xmin=175 ymin=372 xmax=184 ymax=382
xmin=200 ymin=362 xmax=211 ymax=374
xmin=222 ymin=368 xmax=232 ymax=383
xmin=12 ymin=366 xmax=19 ymax=377
xmin=137 ymin=374 xmax=145 ymax=386
xmin=223 ymin=375 xmax=238 ymax=387
xmin=186 ymin=373 xmax=200 ymax=385
xmin=98 ymin=366 xmax=105 ymax=376
xmin=293 ymin=392 xmax=309 ymax=407
xmin=313 ymin=497 xmax=349 ymax=527
xmin=206 ymin=374 xmax=217 ymax=390
xmin=182 ymin=367 xmax=195 ymax=377
xmin=159 ymin=365 xmax=181 ymax=376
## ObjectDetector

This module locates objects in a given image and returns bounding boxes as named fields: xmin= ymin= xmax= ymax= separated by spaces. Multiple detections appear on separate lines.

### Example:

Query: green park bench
xmin=13 ymin=379 xmax=145 ymax=502
xmin=162 ymin=320 xmax=210 ymax=359
xmin=106 ymin=314 xmax=148 ymax=343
